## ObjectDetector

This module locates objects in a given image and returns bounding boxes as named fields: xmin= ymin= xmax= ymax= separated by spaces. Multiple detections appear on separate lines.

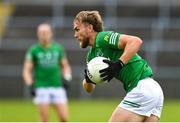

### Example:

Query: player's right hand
xmin=82 ymin=79 xmax=96 ymax=93
xmin=84 ymin=69 xmax=96 ymax=85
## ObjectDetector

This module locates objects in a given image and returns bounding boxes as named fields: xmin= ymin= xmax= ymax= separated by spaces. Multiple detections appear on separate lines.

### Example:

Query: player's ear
xmin=87 ymin=24 xmax=94 ymax=32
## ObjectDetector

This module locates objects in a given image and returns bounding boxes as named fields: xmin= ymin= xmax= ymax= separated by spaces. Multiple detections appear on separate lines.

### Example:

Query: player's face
xmin=73 ymin=20 xmax=90 ymax=48
xmin=37 ymin=25 xmax=52 ymax=46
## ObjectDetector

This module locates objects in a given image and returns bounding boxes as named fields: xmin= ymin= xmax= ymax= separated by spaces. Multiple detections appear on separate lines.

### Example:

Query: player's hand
xmin=62 ymin=79 xmax=71 ymax=91
xmin=29 ymin=85 xmax=36 ymax=97
xmin=62 ymin=81 xmax=70 ymax=91
xmin=63 ymin=73 xmax=72 ymax=91
xmin=99 ymin=59 xmax=124 ymax=82
xmin=84 ymin=69 xmax=96 ymax=85
xmin=82 ymin=79 xmax=96 ymax=93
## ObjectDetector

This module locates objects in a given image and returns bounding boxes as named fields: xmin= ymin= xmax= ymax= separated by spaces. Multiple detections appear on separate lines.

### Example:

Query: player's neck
xmin=89 ymin=32 xmax=98 ymax=47
xmin=40 ymin=41 xmax=51 ymax=49
xmin=43 ymin=44 xmax=50 ymax=48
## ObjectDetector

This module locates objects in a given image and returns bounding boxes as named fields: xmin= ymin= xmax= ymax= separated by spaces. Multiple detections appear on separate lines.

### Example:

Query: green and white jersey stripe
xmin=87 ymin=31 xmax=153 ymax=92
xmin=123 ymin=100 xmax=141 ymax=108
xmin=109 ymin=32 xmax=119 ymax=45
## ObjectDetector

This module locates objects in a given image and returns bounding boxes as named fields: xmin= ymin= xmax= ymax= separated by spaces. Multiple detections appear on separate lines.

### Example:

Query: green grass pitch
xmin=0 ymin=99 xmax=180 ymax=122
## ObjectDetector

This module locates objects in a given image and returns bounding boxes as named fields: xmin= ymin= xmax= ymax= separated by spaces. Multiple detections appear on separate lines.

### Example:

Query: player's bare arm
xmin=100 ymin=34 xmax=143 ymax=82
xmin=118 ymin=34 xmax=143 ymax=64
xmin=61 ymin=57 xmax=72 ymax=81
xmin=23 ymin=60 xmax=34 ymax=86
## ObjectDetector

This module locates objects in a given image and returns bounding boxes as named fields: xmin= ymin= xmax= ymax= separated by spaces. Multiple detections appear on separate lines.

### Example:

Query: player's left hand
xmin=63 ymin=74 xmax=72 ymax=91
xmin=29 ymin=85 xmax=36 ymax=97
xmin=62 ymin=81 xmax=70 ymax=91
xmin=99 ymin=59 xmax=124 ymax=82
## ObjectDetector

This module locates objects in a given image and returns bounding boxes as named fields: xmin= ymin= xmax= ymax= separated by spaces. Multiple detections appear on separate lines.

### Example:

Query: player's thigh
xmin=54 ymin=102 xmax=69 ymax=121
xmin=36 ymin=104 xmax=49 ymax=122
xmin=37 ymin=104 xmax=49 ymax=116
xmin=54 ymin=103 xmax=69 ymax=115
xmin=51 ymin=88 xmax=69 ymax=117
xmin=143 ymin=114 xmax=159 ymax=122
xmin=109 ymin=106 xmax=145 ymax=122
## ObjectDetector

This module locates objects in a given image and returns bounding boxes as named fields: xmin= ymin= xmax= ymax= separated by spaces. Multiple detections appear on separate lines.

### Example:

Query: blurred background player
xmin=73 ymin=10 xmax=164 ymax=122
xmin=23 ymin=23 xmax=72 ymax=122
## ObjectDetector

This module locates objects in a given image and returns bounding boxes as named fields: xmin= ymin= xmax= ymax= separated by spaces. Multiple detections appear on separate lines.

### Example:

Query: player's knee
xmin=60 ymin=116 xmax=68 ymax=122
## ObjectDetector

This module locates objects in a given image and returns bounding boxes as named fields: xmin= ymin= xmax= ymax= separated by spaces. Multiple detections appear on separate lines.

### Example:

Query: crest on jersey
xmin=37 ymin=52 xmax=44 ymax=58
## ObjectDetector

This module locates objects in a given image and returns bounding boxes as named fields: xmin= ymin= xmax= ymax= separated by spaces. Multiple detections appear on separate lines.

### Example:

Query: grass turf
xmin=0 ymin=99 xmax=179 ymax=122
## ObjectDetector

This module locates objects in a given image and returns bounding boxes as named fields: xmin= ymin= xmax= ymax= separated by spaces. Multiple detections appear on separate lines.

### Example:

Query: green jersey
xmin=26 ymin=42 xmax=65 ymax=88
xmin=86 ymin=31 xmax=153 ymax=92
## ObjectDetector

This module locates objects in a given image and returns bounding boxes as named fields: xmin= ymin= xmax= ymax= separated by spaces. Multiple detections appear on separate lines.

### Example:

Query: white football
xmin=87 ymin=57 xmax=109 ymax=84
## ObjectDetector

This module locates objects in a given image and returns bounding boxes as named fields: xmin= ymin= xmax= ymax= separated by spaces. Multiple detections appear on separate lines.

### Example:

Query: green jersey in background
xmin=26 ymin=42 xmax=65 ymax=88
xmin=86 ymin=31 xmax=153 ymax=92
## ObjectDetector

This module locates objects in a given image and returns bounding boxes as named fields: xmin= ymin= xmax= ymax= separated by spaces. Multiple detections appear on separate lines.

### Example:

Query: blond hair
xmin=74 ymin=10 xmax=104 ymax=32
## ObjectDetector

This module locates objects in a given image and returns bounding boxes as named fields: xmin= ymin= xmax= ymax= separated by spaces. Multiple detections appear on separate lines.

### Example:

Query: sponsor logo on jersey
xmin=37 ymin=51 xmax=58 ymax=66
xmin=37 ymin=52 xmax=44 ymax=58
xmin=104 ymin=35 xmax=109 ymax=42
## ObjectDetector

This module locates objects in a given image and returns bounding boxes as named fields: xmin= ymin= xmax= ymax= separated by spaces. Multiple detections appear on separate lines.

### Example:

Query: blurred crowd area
xmin=0 ymin=0 xmax=180 ymax=99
